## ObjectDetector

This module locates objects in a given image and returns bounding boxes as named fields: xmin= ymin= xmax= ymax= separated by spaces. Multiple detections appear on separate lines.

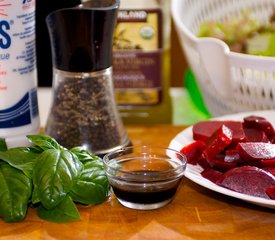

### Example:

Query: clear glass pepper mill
xmin=45 ymin=0 xmax=131 ymax=156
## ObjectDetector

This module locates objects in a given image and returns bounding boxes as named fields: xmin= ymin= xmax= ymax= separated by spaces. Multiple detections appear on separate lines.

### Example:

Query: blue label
xmin=23 ymin=0 xmax=32 ymax=4
xmin=0 ymin=20 xmax=11 ymax=49
xmin=0 ymin=92 xmax=31 ymax=128
xmin=30 ymin=88 xmax=39 ymax=118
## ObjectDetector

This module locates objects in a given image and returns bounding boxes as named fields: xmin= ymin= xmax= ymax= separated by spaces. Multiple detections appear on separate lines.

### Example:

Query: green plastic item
xmin=184 ymin=68 xmax=211 ymax=117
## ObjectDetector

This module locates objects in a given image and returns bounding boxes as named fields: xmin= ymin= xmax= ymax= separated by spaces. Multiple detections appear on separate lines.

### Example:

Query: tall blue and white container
xmin=0 ymin=0 xmax=39 ymax=147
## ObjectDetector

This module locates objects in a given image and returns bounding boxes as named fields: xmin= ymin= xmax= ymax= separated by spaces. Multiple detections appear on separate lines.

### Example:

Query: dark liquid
xmin=112 ymin=178 xmax=182 ymax=204
xmin=112 ymin=185 xmax=180 ymax=204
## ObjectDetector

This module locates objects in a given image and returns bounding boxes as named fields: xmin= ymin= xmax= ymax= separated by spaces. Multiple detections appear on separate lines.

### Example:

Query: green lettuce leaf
xmin=247 ymin=32 xmax=275 ymax=56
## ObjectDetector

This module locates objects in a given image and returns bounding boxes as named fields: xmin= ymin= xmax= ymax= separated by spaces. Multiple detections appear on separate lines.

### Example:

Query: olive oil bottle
xmin=112 ymin=0 xmax=172 ymax=124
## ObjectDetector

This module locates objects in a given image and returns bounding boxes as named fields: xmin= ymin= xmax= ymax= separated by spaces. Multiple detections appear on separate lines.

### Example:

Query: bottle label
xmin=113 ymin=8 xmax=163 ymax=106
xmin=0 ymin=0 xmax=38 ymax=129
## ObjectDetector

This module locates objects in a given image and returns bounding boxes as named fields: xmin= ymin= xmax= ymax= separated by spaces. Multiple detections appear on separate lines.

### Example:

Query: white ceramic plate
xmin=169 ymin=110 xmax=275 ymax=209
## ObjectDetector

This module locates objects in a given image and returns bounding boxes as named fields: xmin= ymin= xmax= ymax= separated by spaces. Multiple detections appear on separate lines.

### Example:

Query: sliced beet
xmin=265 ymin=185 xmax=275 ymax=200
xmin=237 ymin=142 xmax=275 ymax=161
xmin=247 ymin=158 xmax=275 ymax=168
xmin=224 ymin=149 xmax=242 ymax=163
xmin=205 ymin=154 xmax=237 ymax=172
xmin=197 ymin=157 xmax=210 ymax=170
xmin=192 ymin=120 xmax=246 ymax=146
xmin=203 ymin=124 xmax=232 ymax=160
xmin=191 ymin=116 xmax=275 ymax=200
xmin=180 ymin=140 xmax=206 ymax=165
xmin=192 ymin=120 xmax=224 ymax=142
xmin=225 ymin=122 xmax=247 ymax=149
xmin=243 ymin=115 xmax=275 ymax=143
xmin=243 ymin=128 xmax=269 ymax=143
xmin=216 ymin=166 xmax=275 ymax=199
xmin=263 ymin=167 xmax=275 ymax=176
xmin=201 ymin=168 xmax=223 ymax=183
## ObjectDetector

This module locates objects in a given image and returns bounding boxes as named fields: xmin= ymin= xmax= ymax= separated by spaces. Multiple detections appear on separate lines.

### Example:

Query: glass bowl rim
xmin=103 ymin=145 xmax=187 ymax=179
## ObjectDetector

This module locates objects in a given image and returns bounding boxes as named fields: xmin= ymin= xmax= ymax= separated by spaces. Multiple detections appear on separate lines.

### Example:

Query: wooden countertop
xmin=1 ymin=125 xmax=275 ymax=240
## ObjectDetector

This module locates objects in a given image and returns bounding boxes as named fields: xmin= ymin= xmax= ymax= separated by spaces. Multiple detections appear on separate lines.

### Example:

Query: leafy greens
xmin=197 ymin=10 xmax=275 ymax=56
xmin=0 ymin=135 xmax=109 ymax=223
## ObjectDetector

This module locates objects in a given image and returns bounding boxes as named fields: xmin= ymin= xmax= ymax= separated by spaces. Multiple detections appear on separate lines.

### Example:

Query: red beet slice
xmin=206 ymin=154 xmax=237 ymax=172
xmin=224 ymin=149 xmax=241 ymax=163
xmin=201 ymin=168 xmax=223 ymax=183
xmin=180 ymin=140 xmax=206 ymax=165
xmin=237 ymin=142 xmax=275 ymax=161
xmin=193 ymin=120 xmax=247 ymax=146
xmin=197 ymin=157 xmax=210 ymax=170
xmin=243 ymin=128 xmax=269 ymax=143
xmin=265 ymin=185 xmax=275 ymax=199
xmin=216 ymin=166 xmax=275 ymax=199
xmin=203 ymin=124 xmax=232 ymax=160
xmin=243 ymin=115 xmax=275 ymax=143
xmin=193 ymin=121 xmax=224 ymax=141
xmin=263 ymin=168 xmax=275 ymax=176
xmin=248 ymin=158 xmax=275 ymax=168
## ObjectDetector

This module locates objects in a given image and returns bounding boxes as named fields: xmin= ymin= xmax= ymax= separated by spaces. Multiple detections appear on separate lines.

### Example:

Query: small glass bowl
xmin=103 ymin=146 xmax=187 ymax=210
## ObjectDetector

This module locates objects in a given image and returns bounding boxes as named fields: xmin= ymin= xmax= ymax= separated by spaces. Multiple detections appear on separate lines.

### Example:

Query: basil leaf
xmin=70 ymin=146 xmax=102 ymax=163
xmin=0 ymin=162 xmax=32 ymax=222
xmin=27 ymin=134 xmax=61 ymax=150
xmin=31 ymin=187 xmax=40 ymax=205
xmin=0 ymin=138 xmax=7 ymax=151
xmin=33 ymin=149 xmax=83 ymax=209
xmin=69 ymin=160 xmax=109 ymax=205
xmin=0 ymin=147 xmax=39 ymax=178
xmin=37 ymin=195 xmax=80 ymax=223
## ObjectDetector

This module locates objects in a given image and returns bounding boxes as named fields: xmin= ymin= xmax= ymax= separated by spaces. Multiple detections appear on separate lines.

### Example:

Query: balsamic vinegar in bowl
xmin=103 ymin=146 xmax=186 ymax=210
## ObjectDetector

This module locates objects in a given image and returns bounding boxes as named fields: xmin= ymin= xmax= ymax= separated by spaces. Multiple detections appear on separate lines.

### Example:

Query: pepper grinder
xmin=45 ymin=0 xmax=131 ymax=156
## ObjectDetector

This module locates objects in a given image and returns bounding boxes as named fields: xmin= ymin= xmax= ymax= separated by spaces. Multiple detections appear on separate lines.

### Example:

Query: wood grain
xmin=1 ymin=125 xmax=275 ymax=240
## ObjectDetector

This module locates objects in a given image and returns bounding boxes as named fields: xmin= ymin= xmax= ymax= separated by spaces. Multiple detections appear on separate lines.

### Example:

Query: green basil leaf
xmin=33 ymin=149 xmax=83 ymax=209
xmin=31 ymin=187 xmax=40 ymax=205
xmin=37 ymin=195 xmax=80 ymax=223
xmin=27 ymin=134 xmax=61 ymax=150
xmin=0 ymin=138 xmax=7 ymax=151
xmin=0 ymin=162 xmax=32 ymax=222
xmin=69 ymin=160 xmax=109 ymax=205
xmin=70 ymin=147 xmax=102 ymax=163
xmin=0 ymin=147 xmax=39 ymax=178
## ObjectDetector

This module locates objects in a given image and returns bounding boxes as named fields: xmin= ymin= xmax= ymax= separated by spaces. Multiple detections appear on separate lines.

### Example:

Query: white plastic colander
xmin=172 ymin=0 xmax=275 ymax=116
